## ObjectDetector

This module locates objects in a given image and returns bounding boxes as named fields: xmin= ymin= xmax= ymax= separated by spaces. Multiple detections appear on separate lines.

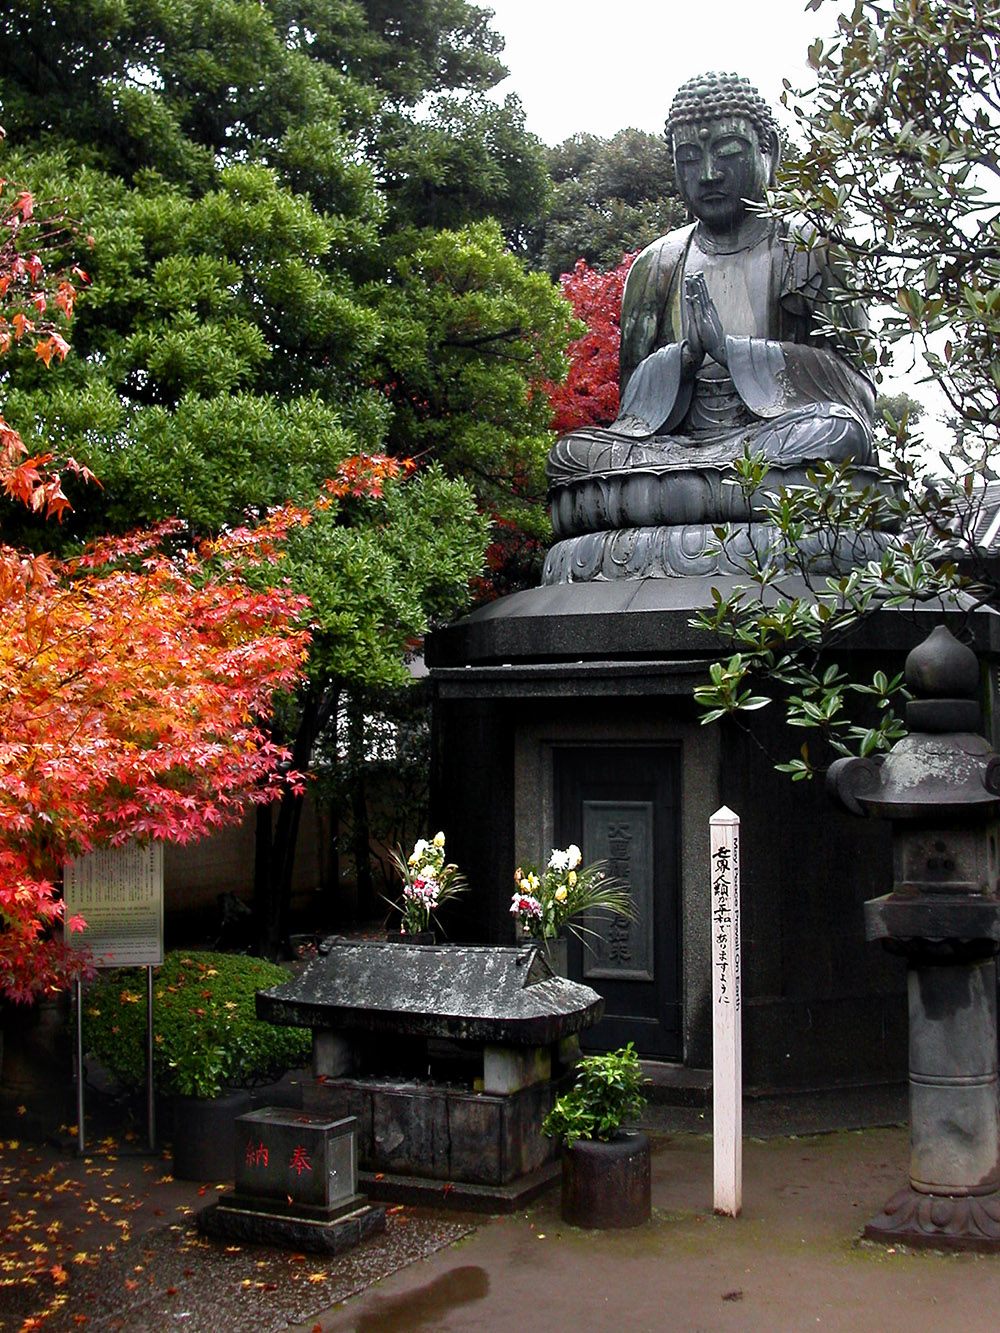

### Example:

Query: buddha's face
xmin=672 ymin=115 xmax=769 ymax=234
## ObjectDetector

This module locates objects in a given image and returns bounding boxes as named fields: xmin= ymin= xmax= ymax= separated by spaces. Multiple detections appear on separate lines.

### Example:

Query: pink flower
xmin=510 ymin=892 xmax=542 ymax=921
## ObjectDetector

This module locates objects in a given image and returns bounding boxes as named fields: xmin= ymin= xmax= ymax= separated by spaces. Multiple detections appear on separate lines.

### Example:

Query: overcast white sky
xmin=482 ymin=0 xmax=840 ymax=146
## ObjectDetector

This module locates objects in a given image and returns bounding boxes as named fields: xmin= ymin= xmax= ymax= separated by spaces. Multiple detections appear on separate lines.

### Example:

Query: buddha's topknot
xmin=667 ymin=72 xmax=777 ymax=150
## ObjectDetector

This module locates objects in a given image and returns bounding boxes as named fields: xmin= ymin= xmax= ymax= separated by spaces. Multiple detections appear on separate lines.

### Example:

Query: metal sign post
xmin=710 ymin=805 xmax=742 ymax=1217
xmin=64 ymin=842 xmax=164 ymax=1153
xmin=74 ymin=979 xmax=85 ymax=1155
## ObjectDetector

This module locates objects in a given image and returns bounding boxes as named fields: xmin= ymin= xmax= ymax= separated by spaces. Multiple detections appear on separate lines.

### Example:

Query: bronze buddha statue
xmin=543 ymin=72 xmax=878 ymax=584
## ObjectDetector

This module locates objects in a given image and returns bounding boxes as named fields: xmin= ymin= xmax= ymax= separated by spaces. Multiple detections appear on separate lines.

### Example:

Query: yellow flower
xmin=554 ymin=885 xmax=568 ymax=903
xmin=525 ymin=872 xmax=540 ymax=892
xmin=568 ymin=871 xmax=577 ymax=887
xmin=433 ymin=831 xmax=446 ymax=847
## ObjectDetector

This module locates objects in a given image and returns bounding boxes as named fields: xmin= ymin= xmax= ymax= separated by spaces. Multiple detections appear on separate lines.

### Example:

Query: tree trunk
xmin=253 ymin=684 xmax=339 ymax=958
xmin=347 ymin=697 xmax=375 ymax=920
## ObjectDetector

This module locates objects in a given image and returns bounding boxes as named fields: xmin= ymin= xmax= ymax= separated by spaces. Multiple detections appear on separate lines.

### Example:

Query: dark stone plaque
xmin=582 ymin=801 xmax=654 ymax=982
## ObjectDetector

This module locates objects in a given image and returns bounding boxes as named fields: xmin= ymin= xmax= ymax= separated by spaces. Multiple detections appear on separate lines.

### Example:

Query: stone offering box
xmin=198 ymin=1108 xmax=386 ymax=1253
xmin=256 ymin=941 xmax=605 ymax=1210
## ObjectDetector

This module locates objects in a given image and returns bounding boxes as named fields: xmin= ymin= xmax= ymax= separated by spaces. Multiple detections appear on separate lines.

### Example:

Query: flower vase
xmin=544 ymin=936 xmax=568 ymax=978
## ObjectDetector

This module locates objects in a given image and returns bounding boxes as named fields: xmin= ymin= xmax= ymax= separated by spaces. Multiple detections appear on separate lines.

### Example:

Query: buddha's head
xmin=667 ymin=73 xmax=780 ymax=235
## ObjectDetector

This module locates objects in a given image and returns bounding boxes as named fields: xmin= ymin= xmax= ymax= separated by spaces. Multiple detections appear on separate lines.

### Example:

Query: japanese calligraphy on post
xmin=710 ymin=805 xmax=742 ymax=1217
xmin=64 ymin=840 xmax=164 ymax=968
xmin=711 ymin=825 xmax=741 ymax=1012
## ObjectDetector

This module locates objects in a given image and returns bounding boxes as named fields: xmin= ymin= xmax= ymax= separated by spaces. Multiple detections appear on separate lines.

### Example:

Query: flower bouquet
xmin=510 ymin=843 xmax=635 ymax=952
xmin=386 ymin=831 xmax=468 ymax=937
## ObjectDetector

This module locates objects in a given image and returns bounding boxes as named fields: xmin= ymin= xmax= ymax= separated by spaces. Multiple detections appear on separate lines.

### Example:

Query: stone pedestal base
xmin=361 ymin=1160 xmax=560 ymax=1214
xmin=864 ymin=1186 xmax=1000 ymax=1252
xmin=198 ymin=1198 xmax=385 ymax=1254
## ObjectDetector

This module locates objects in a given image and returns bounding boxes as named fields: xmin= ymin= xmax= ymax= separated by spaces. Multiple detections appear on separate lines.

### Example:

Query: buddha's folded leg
xmin=546 ymin=430 xmax=662 ymax=485
xmin=753 ymin=403 xmax=873 ymax=466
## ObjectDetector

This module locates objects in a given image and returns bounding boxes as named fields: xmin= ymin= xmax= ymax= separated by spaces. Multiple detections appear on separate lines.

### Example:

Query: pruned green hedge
xmin=83 ymin=951 xmax=310 ymax=1098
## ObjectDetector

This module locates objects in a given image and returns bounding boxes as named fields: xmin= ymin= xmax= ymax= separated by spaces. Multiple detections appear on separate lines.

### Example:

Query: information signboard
xmin=64 ymin=841 xmax=164 ymax=968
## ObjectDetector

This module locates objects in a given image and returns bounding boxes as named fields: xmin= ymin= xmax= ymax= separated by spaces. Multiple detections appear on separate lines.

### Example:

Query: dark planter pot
xmin=0 ymin=993 xmax=74 ymax=1139
xmin=561 ymin=1131 xmax=651 ymax=1229
xmin=385 ymin=931 xmax=435 ymax=944
xmin=171 ymin=1089 xmax=252 ymax=1182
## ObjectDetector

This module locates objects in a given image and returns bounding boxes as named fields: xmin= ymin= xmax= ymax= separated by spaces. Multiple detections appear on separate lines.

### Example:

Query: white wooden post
xmin=711 ymin=805 xmax=742 ymax=1216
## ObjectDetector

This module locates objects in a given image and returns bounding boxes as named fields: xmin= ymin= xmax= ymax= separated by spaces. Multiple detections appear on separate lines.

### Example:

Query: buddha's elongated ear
xmin=765 ymin=127 xmax=781 ymax=186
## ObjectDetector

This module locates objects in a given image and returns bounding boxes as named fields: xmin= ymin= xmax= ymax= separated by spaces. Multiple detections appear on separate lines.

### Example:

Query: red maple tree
xmin=545 ymin=252 xmax=638 ymax=434
xmin=0 ymin=174 xmax=312 ymax=1001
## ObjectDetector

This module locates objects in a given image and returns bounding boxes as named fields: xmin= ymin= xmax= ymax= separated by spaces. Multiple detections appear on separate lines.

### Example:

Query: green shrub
xmin=82 ymin=951 xmax=310 ymax=1098
xmin=542 ymin=1044 xmax=648 ymax=1146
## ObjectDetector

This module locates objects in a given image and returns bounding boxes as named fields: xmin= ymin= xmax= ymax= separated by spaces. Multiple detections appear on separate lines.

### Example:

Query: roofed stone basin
xmin=256 ymin=941 xmax=604 ymax=1047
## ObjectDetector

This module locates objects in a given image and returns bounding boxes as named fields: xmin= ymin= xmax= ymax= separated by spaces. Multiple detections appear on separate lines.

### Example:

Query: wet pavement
xmin=0 ymin=1125 xmax=472 ymax=1332
xmin=4 ymin=1088 xmax=1000 ymax=1333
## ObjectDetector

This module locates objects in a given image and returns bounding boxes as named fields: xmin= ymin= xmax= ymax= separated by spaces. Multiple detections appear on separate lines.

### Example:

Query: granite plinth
xmin=425 ymin=577 xmax=1000 ymax=671
xmin=198 ymin=1198 xmax=386 ymax=1254
xmin=359 ymin=1161 xmax=561 ymax=1213
xmin=256 ymin=942 xmax=604 ymax=1046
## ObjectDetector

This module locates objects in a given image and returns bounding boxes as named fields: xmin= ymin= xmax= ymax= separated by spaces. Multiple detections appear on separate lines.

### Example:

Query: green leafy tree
xmin=373 ymin=219 xmax=576 ymax=535
xmin=529 ymin=128 xmax=685 ymax=280
xmin=692 ymin=0 xmax=1000 ymax=777
xmin=0 ymin=0 xmax=562 ymax=945
xmin=253 ymin=458 xmax=487 ymax=949
xmin=354 ymin=0 xmax=506 ymax=105
xmin=0 ymin=150 xmax=384 ymax=548
xmin=377 ymin=94 xmax=550 ymax=244
xmin=0 ymin=0 xmax=540 ymax=233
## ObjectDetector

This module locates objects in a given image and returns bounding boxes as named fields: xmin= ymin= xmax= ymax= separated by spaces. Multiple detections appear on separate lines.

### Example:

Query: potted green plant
xmin=385 ymin=831 xmax=467 ymax=940
xmin=510 ymin=843 xmax=635 ymax=971
xmin=542 ymin=1043 xmax=651 ymax=1228
xmin=82 ymin=951 xmax=311 ymax=1180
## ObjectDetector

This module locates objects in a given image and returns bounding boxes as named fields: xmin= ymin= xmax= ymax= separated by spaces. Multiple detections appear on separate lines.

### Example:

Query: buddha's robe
xmin=547 ymin=220 xmax=876 ymax=487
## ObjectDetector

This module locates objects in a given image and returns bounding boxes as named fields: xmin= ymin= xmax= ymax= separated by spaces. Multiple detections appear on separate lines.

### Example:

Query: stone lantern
xmin=828 ymin=624 xmax=1000 ymax=1250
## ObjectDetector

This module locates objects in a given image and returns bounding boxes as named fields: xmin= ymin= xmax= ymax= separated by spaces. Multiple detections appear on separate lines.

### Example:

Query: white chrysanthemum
xmin=548 ymin=848 xmax=571 ymax=872
xmin=566 ymin=844 xmax=582 ymax=870
xmin=408 ymin=838 xmax=430 ymax=866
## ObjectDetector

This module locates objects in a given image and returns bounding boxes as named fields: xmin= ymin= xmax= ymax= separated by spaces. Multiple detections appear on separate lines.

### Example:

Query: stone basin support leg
xmin=483 ymin=1044 xmax=551 ymax=1095
xmin=865 ymin=948 xmax=1000 ymax=1250
xmin=314 ymin=1031 xmax=355 ymax=1079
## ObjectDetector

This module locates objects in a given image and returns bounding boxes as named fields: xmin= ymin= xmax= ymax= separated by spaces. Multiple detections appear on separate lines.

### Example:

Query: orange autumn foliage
xmin=0 ymin=512 xmax=312 ymax=1001
xmin=0 ymin=171 xmax=311 ymax=1000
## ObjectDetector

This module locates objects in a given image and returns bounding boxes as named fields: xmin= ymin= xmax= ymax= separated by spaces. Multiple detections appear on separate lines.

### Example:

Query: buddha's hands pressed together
xmin=684 ymin=273 xmax=728 ymax=368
